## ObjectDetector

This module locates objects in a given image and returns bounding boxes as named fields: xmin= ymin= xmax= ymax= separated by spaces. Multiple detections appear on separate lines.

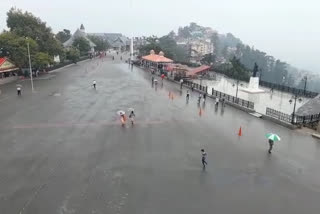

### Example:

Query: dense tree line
xmin=0 ymin=8 xmax=64 ymax=69
xmin=0 ymin=8 xmax=110 ymax=71
xmin=138 ymin=35 xmax=188 ymax=62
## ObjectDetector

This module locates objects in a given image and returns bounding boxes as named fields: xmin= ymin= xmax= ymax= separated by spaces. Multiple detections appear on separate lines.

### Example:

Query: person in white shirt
xmin=93 ymin=80 xmax=96 ymax=89
xmin=17 ymin=87 xmax=21 ymax=96
xmin=215 ymin=97 xmax=219 ymax=106
xmin=180 ymin=79 xmax=184 ymax=89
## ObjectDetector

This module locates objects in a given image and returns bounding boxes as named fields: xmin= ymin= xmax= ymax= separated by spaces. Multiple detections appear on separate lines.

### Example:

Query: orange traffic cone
xmin=199 ymin=108 xmax=202 ymax=116
xmin=238 ymin=127 xmax=242 ymax=136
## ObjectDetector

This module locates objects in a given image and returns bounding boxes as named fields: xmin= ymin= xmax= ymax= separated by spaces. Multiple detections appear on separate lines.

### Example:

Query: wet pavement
xmin=0 ymin=56 xmax=320 ymax=214
xmin=194 ymin=75 xmax=310 ymax=115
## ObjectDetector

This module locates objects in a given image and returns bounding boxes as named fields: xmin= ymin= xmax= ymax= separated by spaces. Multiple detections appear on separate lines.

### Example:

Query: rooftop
xmin=142 ymin=51 xmax=173 ymax=63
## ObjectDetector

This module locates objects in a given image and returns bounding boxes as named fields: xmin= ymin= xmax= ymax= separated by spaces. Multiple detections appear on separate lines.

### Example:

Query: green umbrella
xmin=265 ymin=133 xmax=281 ymax=141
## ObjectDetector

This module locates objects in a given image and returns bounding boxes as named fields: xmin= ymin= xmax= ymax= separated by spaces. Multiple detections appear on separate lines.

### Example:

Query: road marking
xmin=10 ymin=119 xmax=169 ymax=129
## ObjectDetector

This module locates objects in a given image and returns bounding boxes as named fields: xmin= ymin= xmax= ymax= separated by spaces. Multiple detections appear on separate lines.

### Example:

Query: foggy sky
xmin=1 ymin=0 xmax=319 ymax=72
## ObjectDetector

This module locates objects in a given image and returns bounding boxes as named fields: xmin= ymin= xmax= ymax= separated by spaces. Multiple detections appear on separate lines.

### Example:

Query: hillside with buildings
xmin=140 ymin=22 xmax=320 ymax=92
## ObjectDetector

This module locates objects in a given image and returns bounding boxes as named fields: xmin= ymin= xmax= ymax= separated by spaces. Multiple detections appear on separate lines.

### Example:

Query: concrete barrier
xmin=312 ymin=133 xmax=320 ymax=140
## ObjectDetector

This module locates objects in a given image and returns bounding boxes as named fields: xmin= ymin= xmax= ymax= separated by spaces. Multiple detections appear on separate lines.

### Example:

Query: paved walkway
xmin=0 ymin=56 xmax=320 ymax=214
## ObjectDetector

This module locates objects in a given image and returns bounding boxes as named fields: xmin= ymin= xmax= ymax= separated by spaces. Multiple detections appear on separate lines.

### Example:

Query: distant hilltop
xmin=165 ymin=22 xmax=319 ymax=92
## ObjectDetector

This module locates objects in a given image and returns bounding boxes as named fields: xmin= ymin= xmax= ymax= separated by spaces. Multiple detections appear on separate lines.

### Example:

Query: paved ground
xmin=0 ymin=55 xmax=320 ymax=214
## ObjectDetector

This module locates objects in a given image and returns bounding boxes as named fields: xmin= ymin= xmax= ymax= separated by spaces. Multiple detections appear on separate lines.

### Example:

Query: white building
xmin=189 ymin=39 xmax=214 ymax=64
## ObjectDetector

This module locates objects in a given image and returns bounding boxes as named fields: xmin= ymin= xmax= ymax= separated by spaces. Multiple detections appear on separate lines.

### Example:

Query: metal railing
xmin=259 ymin=80 xmax=318 ymax=98
xmin=184 ymin=80 xmax=254 ymax=110
xmin=266 ymin=107 xmax=320 ymax=125
xmin=211 ymin=88 xmax=254 ymax=110
xmin=184 ymin=80 xmax=208 ymax=93
xmin=296 ymin=113 xmax=320 ymax=124
xmin=266 ymin=108 xmax=293 ymax=124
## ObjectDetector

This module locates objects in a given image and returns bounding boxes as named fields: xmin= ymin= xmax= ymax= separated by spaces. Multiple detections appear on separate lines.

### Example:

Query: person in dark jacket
xmin=201 ymin=149 xmax=208 ymax=168
xmin=268 ymin=139 xmax=274 ymax=154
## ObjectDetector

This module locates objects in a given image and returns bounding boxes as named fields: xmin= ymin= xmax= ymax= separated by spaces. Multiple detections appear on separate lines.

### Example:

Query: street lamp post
xmin=26 ymin=38 xmax=34 ymax=92
xmin=232 ymin=79 xmax=240 ymax=103
xmin=303 ymin=76 xmax=308 ymax=95
xmin=235 ymin=80 xmax=239 ymax=99
xmin=289 ymin=94 xmax=302 ymax=124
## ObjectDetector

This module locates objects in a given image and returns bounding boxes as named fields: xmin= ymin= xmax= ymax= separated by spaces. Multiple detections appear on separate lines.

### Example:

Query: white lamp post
xmin=26 ymin=37 xmax=34 ymax=92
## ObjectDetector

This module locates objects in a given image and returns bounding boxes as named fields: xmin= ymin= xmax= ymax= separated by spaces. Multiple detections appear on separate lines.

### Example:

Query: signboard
xmin=0 ymin=58 xmax=18 ymax=72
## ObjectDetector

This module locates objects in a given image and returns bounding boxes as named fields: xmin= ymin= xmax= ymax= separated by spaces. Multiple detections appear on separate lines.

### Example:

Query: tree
xmin=56 ymin=29 xmax=71 ymax=43
xmin=210 ymin=32 xmax=219 ymax=55
xmin=66 ymin=47 xmax=80 ymax=63
xmin=215 ymin=57 xmax=250 ymax=81
xmin=0 ymin=31 xmax=38 ymax=68
xmin=87 ymin=35 xmax=109 ymax=52
xmin=167 ymin=30 xmax=176 ymax=39
xmin=178 ymin=27 xmax=191 ymax=38
xmin=201 ymin=53 xmax=216 ymax=65
xmin=6 ymin=8 xmax=63 ymax=57
xmin=72 ymin=37 xmax=90 ymax=55
xmin=33 ymin=52 xmax=53 ymax=69
xmin=138 ymin=36 xmax=162 ymax=56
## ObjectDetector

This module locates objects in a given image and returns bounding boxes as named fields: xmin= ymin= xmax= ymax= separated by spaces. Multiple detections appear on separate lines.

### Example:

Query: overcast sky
xmin=1 ymin=0 xmax=319 ymax=72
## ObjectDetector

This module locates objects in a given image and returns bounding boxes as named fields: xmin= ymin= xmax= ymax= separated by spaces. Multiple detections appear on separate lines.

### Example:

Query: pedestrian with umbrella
xmin=117 ymin=110 xmax=126 ymax=126
xmin=265 ymin=133 xmax=281 ymax=153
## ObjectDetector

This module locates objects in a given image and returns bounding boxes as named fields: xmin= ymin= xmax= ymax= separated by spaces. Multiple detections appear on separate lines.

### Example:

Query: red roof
xmin=187 ymin=65 xmax=210 ymax=76
xmin=0 ymin=57 xmax=18 ymax=73
xmin=142 ymin=54 xmax=173 ymax=63
xmin=0 ymin=57 xmax=6 ymax=66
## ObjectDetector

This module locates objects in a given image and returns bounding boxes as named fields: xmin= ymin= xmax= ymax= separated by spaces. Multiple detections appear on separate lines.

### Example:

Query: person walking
xmin=201 ymin=149 xmax=208 ymax=169
xmin=186 ymin=90 xmax=190 ymax=100
xmin=180 ymin=79 xmax=184 ymax=90
xmin=268 ymin=139 xmax=274 ymax=154
xmin=120 ymin=112 xmax=126 ymax=126
xmin=17 ymin=86 xmax=21 ymax=96
xmin=198 ymin=93 xmax=202 ymax=104
xmin=92 ymin=80 xmax=96 ymax=89
xmin=215 ymin=97 xmax=219 ymax=106
xmin=191 ymin=84 xmax=194 ymax=92
xmin=203 ymin=93 xmax=206 ymax=102
xmin=129 ymin=110 xmax=136 ymax=125
xmin=151 ymin=76 xmax=154 ymax=84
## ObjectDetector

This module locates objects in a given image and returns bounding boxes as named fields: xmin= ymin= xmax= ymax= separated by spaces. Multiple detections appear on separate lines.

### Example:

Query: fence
xmin=184 ymin=80 xmax=208 ymax=93
xmin=259 ymin=80 xmax=318 ymax=98
xmin=266 ymin=107 xmax=320 ymax=125
xmin=184 ymin=80 xmax=254 ymax=110
xmin=266 ymin=108 xmax=293 ymax=124
xmin=211 ymin=88 xmax=254 ymax=110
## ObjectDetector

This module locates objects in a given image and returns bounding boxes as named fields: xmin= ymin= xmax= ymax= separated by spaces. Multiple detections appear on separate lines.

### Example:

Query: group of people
xmin=119 ymin=110 xmax=136 ymax=126
xmin=185 ymin=90 xmax=223 ymax=107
